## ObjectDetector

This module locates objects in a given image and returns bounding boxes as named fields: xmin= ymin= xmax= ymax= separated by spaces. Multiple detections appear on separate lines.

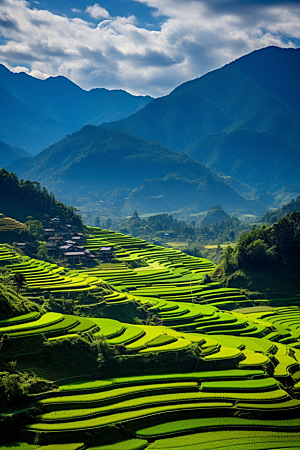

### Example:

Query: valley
xmin=0 ymin=43 xmax=300 ymax=450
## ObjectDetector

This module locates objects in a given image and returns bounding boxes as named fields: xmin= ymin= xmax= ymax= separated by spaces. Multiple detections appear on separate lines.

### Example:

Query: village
xmin=44 ymin=218 xmax=114 ymax=265
xmin=11 ymin=216 xmax=114 ymax=266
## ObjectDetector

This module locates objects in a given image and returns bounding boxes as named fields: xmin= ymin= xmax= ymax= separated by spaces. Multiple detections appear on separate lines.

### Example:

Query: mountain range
xmin=104 ymin=46 xmax=300 ymax=192
xmin=4 ymin=46 xmax=300 ymax=216
xmin=0 ymin=64 xmax=152 ymax=154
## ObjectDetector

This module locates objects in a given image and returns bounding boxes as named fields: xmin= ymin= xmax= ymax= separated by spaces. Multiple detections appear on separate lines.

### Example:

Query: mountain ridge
xmin=0 ymin=140 xmax=29 ymax=168
xmin=103 ymin=46 xmax=300 ymax=192
xmin=8 ymin=125 xmax=249 ymax=214
xmin=0 ymin=64 xmax=153 ymax=154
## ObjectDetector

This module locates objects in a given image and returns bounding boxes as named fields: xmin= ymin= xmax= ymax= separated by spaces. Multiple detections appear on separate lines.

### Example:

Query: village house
xmin=50 ymin=217 xmax=60 ymax=230
xmin=44 ymin=228 xmax=55 ymax=238
xmin=70 ymin=232 xmax=87 ymax=244
xmin=63 ymin=250 xmax=95 ymax=265
xmin=99 ymin=246 xmax=114 ymax=262
xmin=43 ymin=220 xmax=95 ymax=265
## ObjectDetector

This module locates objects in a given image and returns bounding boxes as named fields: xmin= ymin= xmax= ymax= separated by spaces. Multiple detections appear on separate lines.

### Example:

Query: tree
xmin=243 ymin=239 xmax=268 ymax=270
xmin=37 ymin=243 xmax=51 ymax=262
xmin=13 ymin=273 xmax=26 ymax=295
xmin=26 ymin=220 xmax=44 ymax=240
xmin=223 ymin=245 xmax=235 ymax=272
xmin=228 ymin=230 xmax=235 ymax=241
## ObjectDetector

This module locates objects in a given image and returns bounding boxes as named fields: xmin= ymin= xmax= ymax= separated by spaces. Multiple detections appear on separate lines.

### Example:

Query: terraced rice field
xmin=26 ymin=362 xmax=300 ymax=443
xmin=0 ymin=215 xmax=26 ymax=231
xmin=1 ymin=228 xmax=300 ymax=449
xmin=7 ymin=310 xmax=299 ymax=445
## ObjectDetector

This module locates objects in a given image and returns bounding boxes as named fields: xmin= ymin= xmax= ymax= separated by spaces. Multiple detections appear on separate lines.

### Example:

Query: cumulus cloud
xmin=3 ymin=61 xmax=49 ymax=79
xmin=0 ymin=10 xmax=18 ymax=29
xmin=0 ymin=0 xmax=299 ymax=96
xmin=3 ymin=62 xmax=29 ymax=73
xmin=86 ymin=3 xmax=110 ymax=20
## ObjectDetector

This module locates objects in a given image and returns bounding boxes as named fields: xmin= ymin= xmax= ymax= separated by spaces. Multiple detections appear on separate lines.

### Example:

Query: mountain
xmin=186 ymin=129 xmax=300 ymax=190
xmin=200 ymin=205 xmax=230 ymax=227
xmin=0 ymin=140 xmax=29 ymax=167
xmin=104 ymin=46 xmax=300 ymax=191
xmin=8 ymin=126 xmax=248 ymax=214
xmin=0 ymin=64 xmax=152 ymax=154
xmin=0 ymin=85 xmax=69 ymax=153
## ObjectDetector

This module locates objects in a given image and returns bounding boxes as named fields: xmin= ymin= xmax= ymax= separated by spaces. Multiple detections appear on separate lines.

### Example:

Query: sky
xmin=0 ymin=0 xmax=299 ymax=96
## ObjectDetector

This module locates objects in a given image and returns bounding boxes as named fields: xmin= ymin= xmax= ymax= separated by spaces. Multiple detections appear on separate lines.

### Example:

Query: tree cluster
xmin=118 ymin=212 xmax=195 ymax=240
xmin=200 ymin=216 xmax=243 ymax=243
xmin=0 ymin=168 xmax=83 ymax=227
xmin=118 ymin=209 xmax=247 ymax=245
xmin=222 ymin=211 xmax=300 ymax=273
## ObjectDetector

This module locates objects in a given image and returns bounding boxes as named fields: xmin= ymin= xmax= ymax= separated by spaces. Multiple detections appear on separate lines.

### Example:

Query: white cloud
xmin=29 ymin=68 xmax=50 ymax=79
xmin=72 ymin=8 xmax=82 ymax=13
xmin=86 ymin=4 xmax=110 ymax=20
xmin=0 ymin=0 xmax=299 ymax=96
xmin=3 ymin=62 xmax=29 ymax=73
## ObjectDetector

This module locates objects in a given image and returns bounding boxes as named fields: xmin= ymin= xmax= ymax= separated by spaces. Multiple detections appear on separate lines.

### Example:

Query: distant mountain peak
xmin=0 ymin=64 xmax=153 ymax=154
xmin=103 ymin=45 xmax=300 ymax=193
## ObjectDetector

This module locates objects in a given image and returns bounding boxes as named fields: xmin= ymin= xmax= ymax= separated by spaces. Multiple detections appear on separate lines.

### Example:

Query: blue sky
xmin=31 ymin=0 xmax=164 ymax=30
xmin=0 ymin=0 xmax=299 ymax=96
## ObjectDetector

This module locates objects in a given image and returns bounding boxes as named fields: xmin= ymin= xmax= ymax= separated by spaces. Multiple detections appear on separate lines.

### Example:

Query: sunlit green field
xmin=1 ymin=227 xmax=300 ymax=449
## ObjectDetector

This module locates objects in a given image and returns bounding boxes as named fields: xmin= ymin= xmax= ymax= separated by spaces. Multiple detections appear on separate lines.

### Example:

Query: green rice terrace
xmin=1 ymin=226 xmax=300 ymax=449
xmin=0 ymin=213 xmax=26 ymax=231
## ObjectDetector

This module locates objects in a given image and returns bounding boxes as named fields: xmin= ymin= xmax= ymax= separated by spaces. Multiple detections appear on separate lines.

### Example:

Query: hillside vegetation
xmin=118 ymin=208 xmax=248 ymax=245
xmin=262 ymin=195 xmax=300 ymax=224
xmin=215 ymin=211 xmax=300 ymax=294
xmin=8 ymin=128 xmax=246 ymax=213
xmin=0 ymin=168 xmax=83 ymax=226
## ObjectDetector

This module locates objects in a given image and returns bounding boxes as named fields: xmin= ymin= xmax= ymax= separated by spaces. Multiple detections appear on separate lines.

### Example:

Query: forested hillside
xmin=8 ymin=126 xmax=247 ymax=213
xmin=215 ymin=212 xmax=300 ymax=293
xmin=118 ymin=209 xmax=247 ymax=245
xmin=0 ymin=168 xmax=83 ymax=226
xmin=262 ymin=195 xmax=300 ymax=224
xmin=118 ymin=212 xmax=196 ymax=240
